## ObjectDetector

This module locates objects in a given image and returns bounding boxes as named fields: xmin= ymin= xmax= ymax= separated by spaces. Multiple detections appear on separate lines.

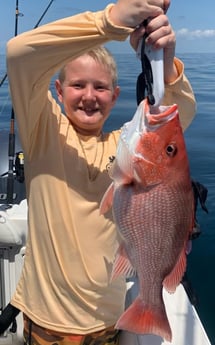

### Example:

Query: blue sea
xmin=0 ymin=52 xmax=215 ymax=343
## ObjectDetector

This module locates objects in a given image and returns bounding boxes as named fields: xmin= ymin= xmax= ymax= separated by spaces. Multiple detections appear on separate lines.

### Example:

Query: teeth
xmin=79 ymin=107 xmax=98 ymax=112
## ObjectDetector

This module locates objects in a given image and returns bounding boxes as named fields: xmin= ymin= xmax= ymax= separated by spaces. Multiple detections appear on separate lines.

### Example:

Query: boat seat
xmin=0 ymin=199 xmax=27 ymax=246
xmin=0 ymin=201 xmax=27 ymax=344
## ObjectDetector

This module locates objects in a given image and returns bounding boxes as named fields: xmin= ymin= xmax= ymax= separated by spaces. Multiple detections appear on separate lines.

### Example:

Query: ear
xmin=55 ymin=79 xmax=63 ymax=103
xmin=112 ymin=86 xmax=120 ymax=106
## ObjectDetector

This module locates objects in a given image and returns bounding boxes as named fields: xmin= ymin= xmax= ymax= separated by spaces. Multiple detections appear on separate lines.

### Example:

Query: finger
xmin=163 ymin=0 xmax=171 ymax=13
xmin=146 ymin=14 xmax=169 ymax=34
xmin=130 ymin=25 xmax=146 ymax=51
xmin=147 ymin=29 xmax=175 ymax=50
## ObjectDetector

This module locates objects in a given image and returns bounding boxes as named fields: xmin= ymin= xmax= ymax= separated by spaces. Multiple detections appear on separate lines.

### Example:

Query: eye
xmin=96 ymin=85 xmax=106 ymax=91
xmin=95 ymin=82 xmax=111 ymax=91
xmin=72 ymin=83 xmax=82 ymax=89
xmin=166 ymin=144 xmax=177 ymax=157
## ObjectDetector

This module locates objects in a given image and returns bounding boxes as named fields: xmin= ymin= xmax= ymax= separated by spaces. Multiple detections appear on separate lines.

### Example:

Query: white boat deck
xmin=0 ymin=200 xmax=211 ymax=345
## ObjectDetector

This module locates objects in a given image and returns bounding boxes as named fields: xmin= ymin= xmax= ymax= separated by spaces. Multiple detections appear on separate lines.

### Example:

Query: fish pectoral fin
xmin=115 ymin=296 xmax=172 ymax=342
xmin=100 ymin=182 xmax=114 ymax=215
xmin=163 ymin=246 xmax=187 ymax=293
xmin=111 ymin=244 xmax=135 ymax=281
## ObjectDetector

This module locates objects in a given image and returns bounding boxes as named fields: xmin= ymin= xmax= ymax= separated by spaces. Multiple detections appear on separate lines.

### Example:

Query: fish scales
xmin=113 ymin=182 xmax=193 ymax=281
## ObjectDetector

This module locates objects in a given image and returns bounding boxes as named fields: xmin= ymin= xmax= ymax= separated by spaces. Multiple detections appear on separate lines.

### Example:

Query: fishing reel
xmin=0 ymin=151 xmax=25 ymax=183
xmin=15 ymin=151 xmax=25 ymax=183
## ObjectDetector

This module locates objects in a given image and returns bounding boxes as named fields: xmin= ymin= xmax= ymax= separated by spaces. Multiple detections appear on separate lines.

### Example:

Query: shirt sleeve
xmin=163 ymin=57 xmax=196 ymax=131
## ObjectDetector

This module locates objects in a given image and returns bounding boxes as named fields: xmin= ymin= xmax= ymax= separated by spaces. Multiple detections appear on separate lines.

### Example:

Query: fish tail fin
xmin=115 ymin=296 xmax=172 ymax=342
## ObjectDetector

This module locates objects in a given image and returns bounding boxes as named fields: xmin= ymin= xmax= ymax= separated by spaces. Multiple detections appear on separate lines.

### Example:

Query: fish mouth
xmin=117 ymin=100 xmax=179 ymax=178
xmin=123 ymin=100 xmax=179 ymax=146
xmin=143 ymin=101 xmax=179 ymax=131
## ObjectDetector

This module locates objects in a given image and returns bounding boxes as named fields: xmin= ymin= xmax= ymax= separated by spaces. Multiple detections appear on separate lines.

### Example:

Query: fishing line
xmin=0 ymin=92 xmax=10 ymax=118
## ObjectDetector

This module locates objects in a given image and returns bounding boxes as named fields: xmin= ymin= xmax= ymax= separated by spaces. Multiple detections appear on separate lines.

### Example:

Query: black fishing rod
xmin=6 ymin=0 xmax=19 ymax=204
xmin=0 ymin=0 xmax=22 ymax=87
xmin=34 ymin=0 xmax=55 ymax=28
xmin=0 ymin=74 xmax=7 ymax=88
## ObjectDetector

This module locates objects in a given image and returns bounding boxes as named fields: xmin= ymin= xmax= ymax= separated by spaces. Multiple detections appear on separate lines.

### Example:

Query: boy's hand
xmin=109 ymin=0 xmax=170 ymax=28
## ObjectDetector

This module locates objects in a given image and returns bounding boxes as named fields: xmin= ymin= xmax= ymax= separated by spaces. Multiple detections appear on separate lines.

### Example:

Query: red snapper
xmin=100 ymin=99 xmax=194 ymax=342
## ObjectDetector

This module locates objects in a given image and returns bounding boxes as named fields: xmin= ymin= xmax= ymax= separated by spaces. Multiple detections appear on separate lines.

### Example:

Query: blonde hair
xmin=58 ymin=46 xmax=118 ymax=88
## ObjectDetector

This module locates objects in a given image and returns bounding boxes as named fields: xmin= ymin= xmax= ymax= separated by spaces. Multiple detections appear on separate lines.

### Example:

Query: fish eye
xmin=166 ymin=144 xmax=177 ymax=157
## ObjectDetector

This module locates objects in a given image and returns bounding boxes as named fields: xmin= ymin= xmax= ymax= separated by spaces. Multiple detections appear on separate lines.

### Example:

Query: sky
xmin=1 ymin=0 xmax=215 ymax=54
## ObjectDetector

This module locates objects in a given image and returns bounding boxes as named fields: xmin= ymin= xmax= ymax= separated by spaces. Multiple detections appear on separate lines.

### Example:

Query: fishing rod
xmin=34 ymin=0 xmax=55 ymax=28
xmin=0 ymin=0 xmax=22 ymax=87
xmin=0 ymin=74 xmax=7 ymax=88
xmin=6 ymin=0 xmax=19 ymax=204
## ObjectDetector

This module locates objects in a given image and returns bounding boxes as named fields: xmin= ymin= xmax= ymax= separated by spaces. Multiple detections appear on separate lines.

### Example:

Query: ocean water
xmin=0 ymin=52 xmax=215 ymax=343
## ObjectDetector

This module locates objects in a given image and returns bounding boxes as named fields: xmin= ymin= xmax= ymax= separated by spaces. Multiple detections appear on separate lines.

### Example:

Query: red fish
xmin=100 ymin=99 xmax=194 ymax=342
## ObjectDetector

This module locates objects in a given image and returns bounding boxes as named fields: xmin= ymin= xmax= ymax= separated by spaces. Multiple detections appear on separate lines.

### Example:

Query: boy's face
xmin=55 ymin=55 xmax=120 ymax=136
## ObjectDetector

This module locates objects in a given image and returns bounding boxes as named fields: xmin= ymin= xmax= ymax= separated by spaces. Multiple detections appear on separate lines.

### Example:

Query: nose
xmin=82 ymin=85 xmax=96 ymax=101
